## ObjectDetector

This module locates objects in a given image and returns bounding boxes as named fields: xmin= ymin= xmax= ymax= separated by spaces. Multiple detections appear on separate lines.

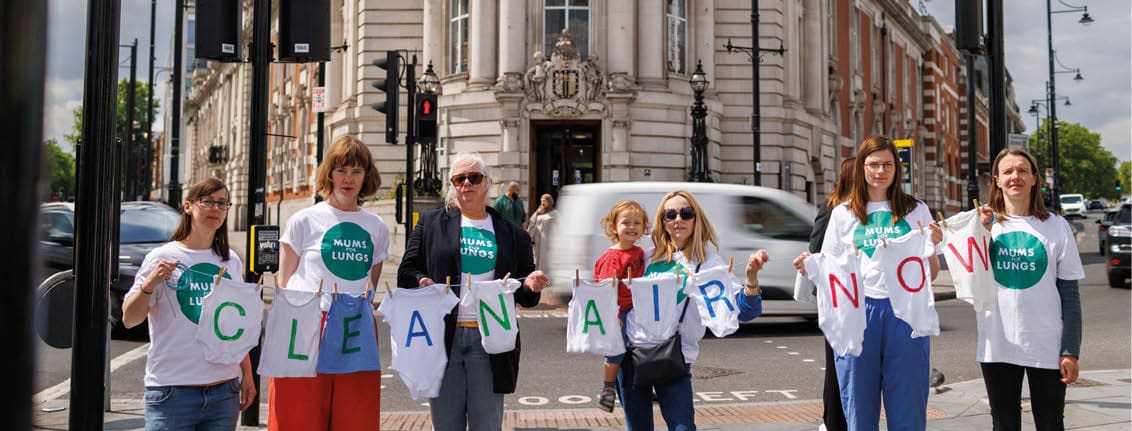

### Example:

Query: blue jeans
xmin=618 ymin=357 xmax=695 ymax=430
xmin=144 ymin=378 xmax=240 ymax=431
xmin=430 ymin=327 xmax=504 ymax=431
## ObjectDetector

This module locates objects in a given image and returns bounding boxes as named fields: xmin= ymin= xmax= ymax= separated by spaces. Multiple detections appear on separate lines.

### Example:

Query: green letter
xmin=478 ymin=294 xmax=512 ymax=337
xmin=213 ymin=302 xmax=246 ymax=341
xmin=287 ymin=319 xmax=309 ymax=360
xmin=341 ymin=314 xmax=362 ymax=354
xmin=582 ymin=299 xmax=606 ymax=335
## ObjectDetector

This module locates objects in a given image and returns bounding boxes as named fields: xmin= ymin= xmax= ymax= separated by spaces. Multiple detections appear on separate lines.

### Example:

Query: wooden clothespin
xmin=938 ymin=211 xmax=949 ymax=228
xmin=256 ymin=273 xmax=265 ymax=291
xmin=273 ymin=275 xmax=280 ymax=292
xmin=317 ymin=279 xmax=323 ymax=297
xmin=333 ymin=282 xmax=339 ymax=301
xmin=445 ymin=275 xmax=451 ymax=295
xmin=728 ymin=256 xmax=734 ymax=272
xmin=466 ymin=273 xmax=472 ymax=292
xmin=973 ymin=198 xmax=981 ymax=209
xmin=916 ymin=220 xmax=925 ymax=234
xmin=384 ymin=281 xmax=392 ymax=298
xmin=502 ymin=272 xmax=511 ymax=285
xmin=625 ymin=266 xmax=632 ymax=289
xmin=364 ymin=279 xmax=372 ymax=294
xmin=852 ymin=243 xmax=860 ymax=256
xmin=215 ymin=267 xmax=227 ymax=285
xmin=576 ymin=268 xmax=581 ymax=288
xmin=880 ymin=236 xmax=888 ymax=248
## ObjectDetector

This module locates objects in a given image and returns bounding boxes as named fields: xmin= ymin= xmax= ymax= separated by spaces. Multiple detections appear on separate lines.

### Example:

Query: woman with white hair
xmin=527 ymin=193 xmax=559 ymax=266
xmin=397 ymin=152 xmax=551 ymax=431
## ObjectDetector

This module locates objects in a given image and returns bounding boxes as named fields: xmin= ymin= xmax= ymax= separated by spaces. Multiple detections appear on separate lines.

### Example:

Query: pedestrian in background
xmin=976 ymin=148 xmax=1083 ymax=431
xmin=270 ymin=136 xmax=390 ymax=430
xmin=493 ymin=181 xmax=527 ymax=229
xmin=528 ymin=193 xmax=559 ymax=266
xmin=397 ymin=152 xmax=550 ymax=431
xmin=122 ymin=177 xmax=256 ymax=430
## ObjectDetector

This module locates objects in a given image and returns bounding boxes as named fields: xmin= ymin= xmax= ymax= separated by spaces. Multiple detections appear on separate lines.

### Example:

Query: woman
xmin=619 ymin=190 xmax=767 ymax=431
xmin=527 ymin=193 xmax=559 ymax=266
xmin=793 ymin=136 xmax=942 ymax=431
xmin=122 ymin=177 xmax=256 ymax=430
xmin=977 ymin=148 xmax=1083 ymax=431
xmin=271 ymin=136 xmax=390 ymax=430
xmin=397 ymin=152 xmax=551 ymax=431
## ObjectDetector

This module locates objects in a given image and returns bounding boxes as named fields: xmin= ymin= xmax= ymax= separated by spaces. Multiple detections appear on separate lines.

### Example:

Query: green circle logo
xmin=321 ymin=222 xmax=374 ymax=281
xmin=459 ymin=226 xmax=497 ymax=275
xmin=645 ymin=259 xmax=691 ymax=304
xmin=175 ymin=263 xmax=231 ymax=324
xmin=853 ymin=211 xmax=912 ymax=258
xmin=991 ymin=231 xmax=1048 ymax=290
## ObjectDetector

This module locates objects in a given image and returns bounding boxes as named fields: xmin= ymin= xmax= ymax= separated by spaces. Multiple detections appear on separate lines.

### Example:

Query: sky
xmin=43 ymin=0 xmax=1131 ymax=162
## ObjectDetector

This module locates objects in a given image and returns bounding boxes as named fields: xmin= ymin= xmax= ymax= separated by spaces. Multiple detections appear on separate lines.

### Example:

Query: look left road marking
xmin=33 ymin=343 xmax=150 ymax=405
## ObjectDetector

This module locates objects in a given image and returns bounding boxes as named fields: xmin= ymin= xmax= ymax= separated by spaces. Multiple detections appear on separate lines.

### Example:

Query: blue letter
xmin=698 ymin=280 xmax=735 ymax=318
xmin=652 ymin=283 xmax=661 ymax=321
xmin=406 ymin=309 xmax=434 ymax=347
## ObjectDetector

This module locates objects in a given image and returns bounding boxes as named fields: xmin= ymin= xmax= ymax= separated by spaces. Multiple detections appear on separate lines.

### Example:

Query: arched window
xmin=449 ymin=0 xmax=469 ymax=73
xmin=666 ymin=0 xmax=687 ymax=74
xmin=544 ymin=0 xmax=590 ymax=58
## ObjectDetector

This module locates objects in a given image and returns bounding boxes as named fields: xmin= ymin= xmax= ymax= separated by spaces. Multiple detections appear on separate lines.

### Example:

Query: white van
xmin=1060 ymin=193 xmax=1086 ymax=219
xmin=543 ymin=182 xmax=819 ymax=318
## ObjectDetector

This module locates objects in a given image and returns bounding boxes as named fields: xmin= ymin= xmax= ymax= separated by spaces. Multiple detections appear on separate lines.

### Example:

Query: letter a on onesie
xmin=870 ymin=231 xmax=940 ymax=337
xmin=257 ymin=278 xmax=323 ymax=377
xmin=804 ymin=252 xmax=867 ymax=356
xmin=567 ymin=278 xmax=625 ymax=356
xmin=378 ymin=284 xmax=460 ymax=400
xmin=942 ymin=209 xmax=996 ymax=311
xmin=686 ymin=265 xmax=743 ymax=338
xmin=463 ymin=279 xmax=521 ymax=354
xmin=195 ymin=277 xmax=265 ymax=365
xmin=317 ymin=290 xmax=381 ymax=374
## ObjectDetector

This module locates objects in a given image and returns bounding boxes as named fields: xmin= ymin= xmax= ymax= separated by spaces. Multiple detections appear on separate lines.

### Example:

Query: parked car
xmin=39 ymin=201 xmax=182 ymax=338
xmin=1096 ymin=208 xmax=1119 ymax=254
xmin=1087 ymin=199 xmax=1108 ymax=211
xmin=1059 ymin=194 xmax=1086 ymax=219
xmin=1105 ymin=203 xmax=1131 ymax=288
xmin=542 ymin=182 xmax=819 ymax=319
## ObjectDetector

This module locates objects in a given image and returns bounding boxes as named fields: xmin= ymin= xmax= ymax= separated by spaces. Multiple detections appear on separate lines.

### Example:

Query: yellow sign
xmin=412 ymin=211 xmax=420 ymax=230
xmin=894 ymin=139 xmax=915 ymax=148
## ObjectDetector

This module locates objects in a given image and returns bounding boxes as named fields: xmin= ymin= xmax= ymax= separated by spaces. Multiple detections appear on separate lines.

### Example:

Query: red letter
xmin=828 ymin=273 xmax=861 ymax=308
xmin=946 ymin=235 xmax=990 ymax=273
xmin=897 ymin=256 xmax=926 ymax=293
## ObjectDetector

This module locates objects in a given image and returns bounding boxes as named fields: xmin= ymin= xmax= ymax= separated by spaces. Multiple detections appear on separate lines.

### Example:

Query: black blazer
xmin=396 ymin=205 xmax=540 ymax=394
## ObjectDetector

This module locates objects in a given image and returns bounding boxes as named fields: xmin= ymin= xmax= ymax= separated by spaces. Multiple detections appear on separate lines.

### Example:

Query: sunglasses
xmin=450 ymin=172 xmax=485 ymax=186
xmin=663 ymin=207 xmax=696 ymax=221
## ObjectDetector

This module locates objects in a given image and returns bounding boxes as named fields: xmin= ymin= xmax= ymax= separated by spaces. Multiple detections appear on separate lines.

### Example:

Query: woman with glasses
xmin=270 ymin=136 xmax=391 ymax=430
xmin=122 ymin=177 xmax=256 ymax=430
xmin=975 ymin=148 xmax=1083 ymax=431
xmin=617 ymin=190 xmax=768 ymax=430
xmin=397 ymin=152 xmax=551 ymax=431
xmin=793 ymin=136 xmax=943 ymax=431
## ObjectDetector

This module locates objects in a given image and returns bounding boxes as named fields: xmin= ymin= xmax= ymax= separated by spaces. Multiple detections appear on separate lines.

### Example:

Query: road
xmin=30 ymin=210 xmax=1130 ymax=416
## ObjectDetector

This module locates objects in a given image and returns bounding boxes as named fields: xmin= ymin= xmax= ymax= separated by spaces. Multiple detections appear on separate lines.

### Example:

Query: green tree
xmin=1028 ymin=119 xmax=1121 ymax=199
xmin=1119 ymin=161 xmax=1131 ymax=196
xmin=65 ymin=78 xmax=159 ymax=148
xmin=42 ymin=139 xmax=76 ymax=199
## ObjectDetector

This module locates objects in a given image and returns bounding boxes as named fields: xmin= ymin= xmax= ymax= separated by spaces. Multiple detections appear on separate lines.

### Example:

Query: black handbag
xmin=629 ymin=300 xmax=691 ymax=389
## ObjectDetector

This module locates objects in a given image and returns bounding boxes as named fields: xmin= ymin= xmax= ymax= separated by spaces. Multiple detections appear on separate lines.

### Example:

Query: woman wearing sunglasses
xmin=397 ymin=152 xmax=551 ymax=431
xmin=270 ymin=136 xmax=391 ymax=430
xmin=617 ymin=190 xmax=768 ymax=430
xmin=121 ymin=177 xmax=256 ymax=430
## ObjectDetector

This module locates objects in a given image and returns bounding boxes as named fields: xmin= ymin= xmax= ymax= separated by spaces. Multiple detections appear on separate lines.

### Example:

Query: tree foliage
xmin=64 ymin=78 xmax=159 ymax=148
xmin=1027 ymin=119 xmax=1121 ymax=199
xmin=43 ymin=139 xmax=75 ymax=199
xmin=1120 ymin=161 xmax=1131 ymax=197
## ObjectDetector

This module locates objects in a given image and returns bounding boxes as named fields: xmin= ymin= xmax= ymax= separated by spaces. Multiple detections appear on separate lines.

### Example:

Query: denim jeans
xmin=144 ymin=378 xmax=240 ymax=431
xmin=618 ymin=358 xmax=696 ymax=431
xmin=430 ymin=327 xmax=504 ymax=431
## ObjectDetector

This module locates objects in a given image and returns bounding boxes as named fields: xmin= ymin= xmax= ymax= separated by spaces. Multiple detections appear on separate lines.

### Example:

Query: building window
xmin=544 ymin=0 xmax=590 ymax=58
xmin=871 ymin=26 xmax=879 ymax=85
xmin=850 ymin=10 xmax=859 ymax=72
xmin=666 ymin=0 xmax=687 ymax=74
xmin=449 ymin=0 xmax=468 ymax=74
xmin=827 ymin=0 xmax=835 ymax=57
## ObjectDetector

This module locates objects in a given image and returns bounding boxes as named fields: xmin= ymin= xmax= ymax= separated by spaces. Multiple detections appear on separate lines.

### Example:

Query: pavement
xmin=31 ymin=271 xmax=1132 ymax=430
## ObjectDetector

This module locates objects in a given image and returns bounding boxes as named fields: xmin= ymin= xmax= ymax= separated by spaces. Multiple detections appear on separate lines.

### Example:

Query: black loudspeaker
xmin=278 ymin=0 xmax=331 ymax=63
xmin=195 ymin=0 xmax=242 ymax=62
xmin=955 ymin=0 xmax=983 ymax=53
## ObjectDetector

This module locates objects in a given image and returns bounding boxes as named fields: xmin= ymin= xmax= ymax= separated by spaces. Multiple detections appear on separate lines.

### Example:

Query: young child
xmin=592 ymin=200 xmax=649 ymax=412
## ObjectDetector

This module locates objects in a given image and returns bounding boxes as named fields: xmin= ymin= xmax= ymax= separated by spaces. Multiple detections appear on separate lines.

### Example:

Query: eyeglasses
xmin=450 ymin=172 xmax=485 ymax=186
xmin=663 ymin=207 xmax=696 ymax=221
xmin=864 ymin=162 xmax=896 ymax=172
xmin=197 ymin=199 xmax=233 ymax=210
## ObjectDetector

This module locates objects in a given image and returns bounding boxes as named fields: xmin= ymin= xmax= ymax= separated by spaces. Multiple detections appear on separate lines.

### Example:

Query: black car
xmin=1104 ymin=203 xmax=1131 ymax=288
xmin=1096 ymin=208 xmax=1119 ymax=254
xmin=1087 ymin=200 xmax=1108 ymax=211
xmin=39 ymin=201 xmax=181 ymax=338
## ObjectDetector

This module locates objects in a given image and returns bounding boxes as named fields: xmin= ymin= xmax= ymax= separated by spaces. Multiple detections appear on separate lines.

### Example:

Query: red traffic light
xmin=421 ymin=99 xmax=432 ymax=116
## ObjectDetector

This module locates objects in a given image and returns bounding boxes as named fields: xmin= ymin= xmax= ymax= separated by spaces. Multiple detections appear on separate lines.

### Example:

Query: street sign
xmin=1008 ymin=133 xmax=1028 ymax=150
xmin=1046 ymin=167 xmax=1054 ymax=186
xmin=898 ymin=147 xmax=913 ymax=194
xmin=894 ymin=139 xmax=915 ymax=148
xmin=312 ymin=86 xmax=327 ymax=112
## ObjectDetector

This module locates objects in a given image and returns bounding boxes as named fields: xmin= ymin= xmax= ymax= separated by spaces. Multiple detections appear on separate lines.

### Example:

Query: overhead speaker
xmin=278 ymin=0 xmax=331 ymax=63
xmin=195 ymin=0 xmax=242 ymax=62
xmin=955 ymin=0 xmax=983 ymax=53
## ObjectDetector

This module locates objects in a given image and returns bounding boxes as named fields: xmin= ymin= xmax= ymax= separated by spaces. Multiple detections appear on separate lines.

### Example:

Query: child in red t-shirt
xmin=592 ymin=200 xmax=649 ymax=412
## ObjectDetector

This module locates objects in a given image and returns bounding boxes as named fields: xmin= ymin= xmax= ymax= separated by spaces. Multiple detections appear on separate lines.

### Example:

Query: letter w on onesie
xmin=942 ymin=209 xmax=996 ymax=311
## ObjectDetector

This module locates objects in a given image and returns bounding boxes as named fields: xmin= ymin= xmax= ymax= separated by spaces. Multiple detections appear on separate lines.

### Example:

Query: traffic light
xmin=416 ymin=93 xmax=438 ymax=141
xmin=1117 ymin=181 xmax=1124 ymax=192
xmin=1041 ymin=183 xmax=1049 ymax=193
xmin=371 ymin=51 xmax=400 ymax=144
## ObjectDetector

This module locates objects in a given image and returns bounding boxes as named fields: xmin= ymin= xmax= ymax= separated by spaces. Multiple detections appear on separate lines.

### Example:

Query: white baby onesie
xmin=460 ymin=278 xmax=521 ymax=354
xmin=196 ymin=277 xmax=265 ymax=365
xmin=942 ymin=209 xmax=997 ymax=311
xmin=378 ymin=284 xmax=459 ymax=400
xmin=626 ymin=274 xmax=682 ymax=345
xmin=871 ymin=231 xmax=940 ymax=337
xmin=566 ymin=278 xmax=625 ymax=356
xmin=686 ymin=265 xmax=743 ymax=338
xmin=804 ymin=252 xmax=867 ymax=357
xmin=257 ymin=284 xmax=323 ymax=377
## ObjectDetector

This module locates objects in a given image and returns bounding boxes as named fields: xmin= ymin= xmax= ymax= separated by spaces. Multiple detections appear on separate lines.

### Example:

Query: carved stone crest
xmin=523 ymin=29 xmax=605 ymax=117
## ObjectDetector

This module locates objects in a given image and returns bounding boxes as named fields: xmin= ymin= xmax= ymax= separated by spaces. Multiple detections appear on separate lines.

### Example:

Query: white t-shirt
xmin=567 ymin=278 xmax=626 ymax=356
xmin=461 ymin=279 xmax=521 ymax=354
xmin=257 ymin=283 xmax=322 ymax=378
xmin=871 ymin=230 xmax=939 ymax=337
xmin=378 ymin=284 xmax=460 ymax=400
xmin=626 ymin=249 xmax=722 ymax=365
xmin=977 ymin=214 xmax=1085 ymax=369
xmin=804 ymin=251 xmax=867 ymax=357
xmin=821 ymin=201 xmax=936 ymax=298
xmin=686 ymin=265 xmax=744 ymax=338
xmin=455 ymin=214 xmax=497 ymax=323
xmin=195 ymin=278 xmax=265 ymax=365
xmin=280 ymin=202 xmax=390 ymax=311
xmin=126 ymin=242 xmax=244 ymax=387
xmin=942 ymin=209 xmax=997 ymax=311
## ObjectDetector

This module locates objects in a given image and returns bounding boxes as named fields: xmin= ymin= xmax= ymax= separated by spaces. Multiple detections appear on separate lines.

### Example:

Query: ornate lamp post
xmin=688 ymin=60 xmax=712 ymax=182
xmin=1046 ymin=0 xmax=1092 ymax=210
xmin=415 ymin=61 xmax=442 ymax=196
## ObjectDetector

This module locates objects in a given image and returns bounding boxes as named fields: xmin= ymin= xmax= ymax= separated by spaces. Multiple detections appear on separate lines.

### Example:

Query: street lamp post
xmin=723 ymin=1 xmax=786 ymax=186
xmin=415 ymin=61 xmax=442 ymax=195
xmin=1046 ymin=0 xmax=1092 ymax=211
xmin=688 ymin=60 xmax=711 ymax=183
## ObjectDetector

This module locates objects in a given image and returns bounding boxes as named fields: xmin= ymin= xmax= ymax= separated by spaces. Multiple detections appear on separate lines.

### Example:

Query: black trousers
xmin=822 ymin=339 xmax=847 ymax=430
xmin=980 ymin=362 xmax=1067 ymax=431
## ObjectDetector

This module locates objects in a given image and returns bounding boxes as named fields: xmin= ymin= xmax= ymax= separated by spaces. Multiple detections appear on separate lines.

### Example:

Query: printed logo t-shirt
xmin=456 ymin=214 xmax=497 ymax=323
xmin=821 ymin=201 xmax=936 ymax=298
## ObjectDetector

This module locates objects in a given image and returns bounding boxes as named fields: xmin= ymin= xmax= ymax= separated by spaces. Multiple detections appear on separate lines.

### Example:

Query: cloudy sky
xmin=44 ymin=0 xmax=1130 ymax=162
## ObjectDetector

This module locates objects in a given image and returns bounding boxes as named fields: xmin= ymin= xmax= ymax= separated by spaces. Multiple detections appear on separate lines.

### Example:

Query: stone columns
xmin=496 ymin=0 xmax=526 ymax=91
xmin=607 ymin=0 xmax=635 ymax=91
xmin=422 ymin=0 xmax=444 ymax=67
xmin=469 ymin=0 xmax=497 ymax=88
xmin=637 ymin=0 xmax=664 ymax=88
xmin=803 ymin=0 xmax=823 ymax=112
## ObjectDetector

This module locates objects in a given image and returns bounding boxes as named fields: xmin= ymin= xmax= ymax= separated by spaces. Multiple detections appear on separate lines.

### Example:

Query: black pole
xmin=315 ymin=61 xmax=325 ymax=203
xmin=125 ymin=40 xmax=137 ymax=201
xmin=1046 ymin=0 xmax=1062 ymax=212
xmin=404 ymin=56 xmax=417 ymax=250
xmin=168 ymin=0 xmax=184 ymax=206
xmin=988 ymin=0 xmax=1006 ymax=158
xmin=751 ymin=0 xmax=761 ymax=186
xmin=71 ymin=0 xmax=121 ymax=428
xmin=966 ymin=53 xmax=980 ymax=209
xmin=146 ymin=0 xmax=156 ymax=200
xmin=0 ymin=0 xmax=47 ymax=428
xmin=881 ymin=17 xmax=888 ymax=133
xmin=242 ymin=0 xmax=272 ymax=424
